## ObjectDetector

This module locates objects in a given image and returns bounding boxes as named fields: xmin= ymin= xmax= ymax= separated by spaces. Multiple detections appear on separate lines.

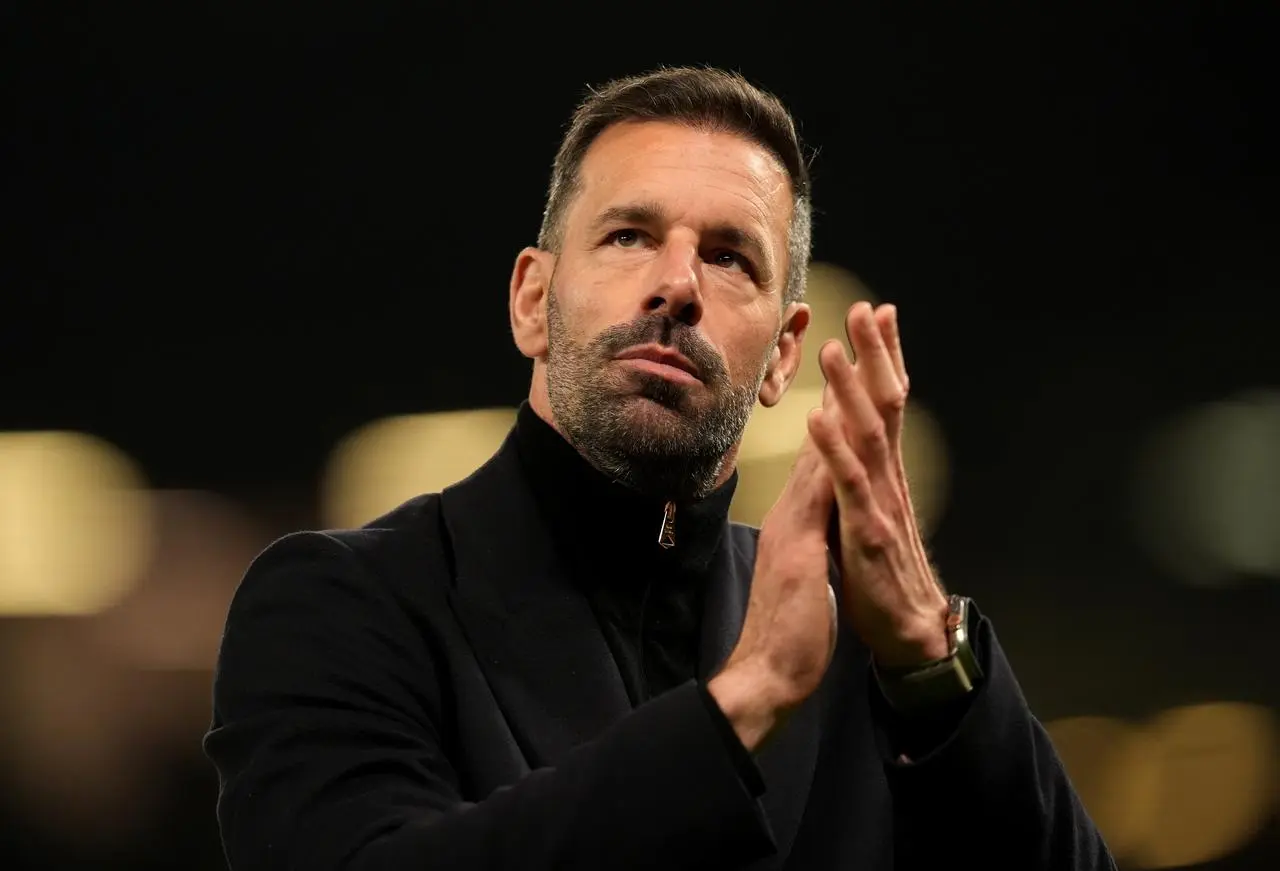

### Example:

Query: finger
xmin=819 ymin=340 xmax=891 ymax=472
xmin=807 ymin=399 xmax=874 ymax=516
xmin=875 ymin=304 xmax=909 ymax=392
xmin=845 ymin=302 xmax=906 ymax=413
xmin=780 ymin=412 xmax=836 ymax=525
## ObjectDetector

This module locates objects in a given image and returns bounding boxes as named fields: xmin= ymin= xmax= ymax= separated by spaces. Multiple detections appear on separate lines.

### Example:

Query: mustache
xmin=593 ymin=315 xmax=729 ymax=385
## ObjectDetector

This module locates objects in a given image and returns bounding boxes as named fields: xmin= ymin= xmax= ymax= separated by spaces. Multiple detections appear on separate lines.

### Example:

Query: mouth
xmin=614 ymin=344 xmax=702 ymax=385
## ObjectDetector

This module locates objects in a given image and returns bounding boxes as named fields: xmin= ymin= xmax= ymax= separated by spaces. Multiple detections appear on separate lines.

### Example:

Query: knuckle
xmin=840 ymin=463 xmax=869 ymax=490
xmin=859 ymin=421 xmax=889 ymax=450
xmin=884 ymin=499 xmax=911 ymax=528
xmin=858 ymin=518 xmax=895 ymax=552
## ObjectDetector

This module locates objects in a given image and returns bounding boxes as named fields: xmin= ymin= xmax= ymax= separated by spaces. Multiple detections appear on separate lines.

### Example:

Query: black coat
xmin=204 ymin=432 xmax=1114 ymax=870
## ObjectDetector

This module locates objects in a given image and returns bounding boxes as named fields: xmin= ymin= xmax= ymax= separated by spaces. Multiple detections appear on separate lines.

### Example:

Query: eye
xmin=711 ymin=250 xmax=752 ymax=273
xmin=606 ymin=229 xmax=645 ymax=248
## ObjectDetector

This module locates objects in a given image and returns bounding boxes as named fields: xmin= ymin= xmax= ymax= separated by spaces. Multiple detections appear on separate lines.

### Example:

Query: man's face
xmin=530 ymin=121 xmax=800 ymax=499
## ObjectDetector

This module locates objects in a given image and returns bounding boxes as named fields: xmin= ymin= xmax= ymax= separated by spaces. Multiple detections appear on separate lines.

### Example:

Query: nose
xmin=643 ymin=236 xmax=703 ymax=327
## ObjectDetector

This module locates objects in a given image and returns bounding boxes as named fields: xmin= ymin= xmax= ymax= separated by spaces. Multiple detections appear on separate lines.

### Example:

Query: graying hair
xmin=537 ymin=66 xmax=813 ymax=304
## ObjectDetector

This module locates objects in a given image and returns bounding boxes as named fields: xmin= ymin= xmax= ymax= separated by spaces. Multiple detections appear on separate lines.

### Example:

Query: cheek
xmin=728 ymin=302 xmax=782 ymax=365
xmin=555 ymin=271 xmax=621 ymax=333
xmin=720 ymin=324 xmax=779 ymax=385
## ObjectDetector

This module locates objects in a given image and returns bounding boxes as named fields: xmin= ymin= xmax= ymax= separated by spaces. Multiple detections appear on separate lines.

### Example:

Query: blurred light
xmin=0 ymin=432 xmax=153 ymax=615
xmin=731 ymin=453 xmax=801 ymax=529
xmin=732 ymin=262 xmax=949 ymax=533
xmin=1046 ymin=715 xmax=1160 ymax=858
xmin=322 ymin=408 xmax=518 ymax=528
xmin=1 ymin=490 xmax=271 ymax=845
xmin=1133 ymin=702 xmax=1277 ymax=868
xmin=1 ymin=621 xmax=149 ymax=842
xmin=91 ymin=490 xmax=270 ymax=673
xmin=1047 ymin=703 xmax=1278 ymax=868
xmin=793 ymin=261 xmax=877 ymax=393
xmin=1132 ymin=390 xmax=1280 ymax=587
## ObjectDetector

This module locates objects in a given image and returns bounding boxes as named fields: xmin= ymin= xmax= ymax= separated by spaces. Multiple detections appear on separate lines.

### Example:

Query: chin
xmin=631 ymin=373 xmax=699 ymax=414
xmin=624 ymin=397 xmax=688 ymax=429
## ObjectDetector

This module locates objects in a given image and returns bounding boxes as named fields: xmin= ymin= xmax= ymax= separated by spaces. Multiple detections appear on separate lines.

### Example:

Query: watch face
xmin=945 ymin=595 xmax=968 ymax=656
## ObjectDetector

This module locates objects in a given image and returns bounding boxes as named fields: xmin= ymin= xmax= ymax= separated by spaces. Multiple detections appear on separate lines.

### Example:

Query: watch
xmin=874 ymin=595 xmax=983 ymax=715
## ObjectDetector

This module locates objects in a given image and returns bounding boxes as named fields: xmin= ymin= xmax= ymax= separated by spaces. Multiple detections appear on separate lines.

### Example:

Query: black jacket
xmin=204 ymin=428 xmax=1113 ymax=870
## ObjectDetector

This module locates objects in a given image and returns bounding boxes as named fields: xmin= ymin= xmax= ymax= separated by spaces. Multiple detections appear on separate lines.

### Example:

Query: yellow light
xmin=1045 ymin=716 xmax=1159 ymax=858
xmin=321 ymin=408 xmax=519 ymax=528
xmin=730 ymin=452 xmax=803 ymax=530
xmin=92 ymin=489 xmax=269 ymax=673
xmin=793 ymin=261 xmax=877 ymax=393
xmin=1047 ymin=704 xmax=1278 ymax=868
xmin=0 ymin=432 xmax=152 ymax=616
xmin=1131 ymin=702 xmax=1277 ymax=869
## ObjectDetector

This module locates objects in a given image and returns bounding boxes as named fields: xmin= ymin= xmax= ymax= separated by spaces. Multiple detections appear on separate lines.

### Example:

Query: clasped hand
xmin=712 ymin=303 xmax=950 ymax=739
xmin=807 ymin=302 xmax=950 ymax=669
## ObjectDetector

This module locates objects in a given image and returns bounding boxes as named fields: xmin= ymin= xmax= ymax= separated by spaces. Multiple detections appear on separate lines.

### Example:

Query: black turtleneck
xmin=512 ymin=402 xmax=966 ymax=768
xmin=513 ymin=402 xmax=738 ymax=706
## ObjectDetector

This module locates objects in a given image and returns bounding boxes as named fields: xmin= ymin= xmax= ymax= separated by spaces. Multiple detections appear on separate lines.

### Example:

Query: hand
xmin=808 ymin=302 xmax=950 ymax=669
xmin=709 ymin=431 xmax=839 ymax=750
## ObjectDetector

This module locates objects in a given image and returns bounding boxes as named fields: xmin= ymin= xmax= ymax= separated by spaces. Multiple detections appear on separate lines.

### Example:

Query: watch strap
xmin=874 ymin=595 xmax=983 ymax=715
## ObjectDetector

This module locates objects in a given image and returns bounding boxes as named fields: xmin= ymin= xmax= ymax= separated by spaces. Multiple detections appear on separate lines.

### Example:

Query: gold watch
xmin=874 ymin=595 xmax=983 ymax=715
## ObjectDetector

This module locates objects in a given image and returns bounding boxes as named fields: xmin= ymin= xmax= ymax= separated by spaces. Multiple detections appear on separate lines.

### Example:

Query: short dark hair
xmin=537 ymin=66 xmax=813 ymax=304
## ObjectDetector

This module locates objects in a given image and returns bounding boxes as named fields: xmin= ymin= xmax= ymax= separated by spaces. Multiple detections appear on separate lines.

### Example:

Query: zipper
xmin=657 ymin=500 xmax=677 ymax=549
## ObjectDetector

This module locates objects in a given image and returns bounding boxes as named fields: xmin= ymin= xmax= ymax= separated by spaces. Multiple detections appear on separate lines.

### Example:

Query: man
xmin=205 ymin=67 xmax=1114 ymax=870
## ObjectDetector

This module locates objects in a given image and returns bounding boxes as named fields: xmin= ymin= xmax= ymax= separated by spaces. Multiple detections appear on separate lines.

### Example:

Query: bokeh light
xmin=1131 ymin=390 xmax=1280 ymax=587
xmin=0 ymin=432 xmax=153 ymax=616
xmin=1047 ymin=702 xmax=1278 ymax=868
xmin=1044 ymin=715 xmax=1156 ymax=857
xmin=91 ymin=489 xmax=269 ymax=673
xmin=0 ymin=488 xmax=272 ymax=851
xmin=321 ymin=408 xmax=519 ymax=528
xmin=1132 ymin=702 xmax=1278 ymax=868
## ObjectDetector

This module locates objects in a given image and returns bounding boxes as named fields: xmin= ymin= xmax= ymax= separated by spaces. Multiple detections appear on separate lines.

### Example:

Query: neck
xmin=513 ymin=401 xmax=738 ymax=582
xmin=526 ymin=384 xmax=741 ymax=499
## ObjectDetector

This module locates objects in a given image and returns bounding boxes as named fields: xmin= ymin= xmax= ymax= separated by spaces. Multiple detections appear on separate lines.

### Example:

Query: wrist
xmin=873 ymin=596 xmax=951 ymax=669
xmin=875 ymin=595 xmax=984 ymax=715
xmin=707 ymin=662 xmax=796 ymax=752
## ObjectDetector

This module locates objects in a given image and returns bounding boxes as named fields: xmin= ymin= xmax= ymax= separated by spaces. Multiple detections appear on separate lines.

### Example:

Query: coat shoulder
xmin=234 ymin=492 xmax=452 ymax=612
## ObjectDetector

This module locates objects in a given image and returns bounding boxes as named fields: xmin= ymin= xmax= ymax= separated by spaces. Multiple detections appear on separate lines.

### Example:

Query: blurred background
xmin=3 ymin=4 xmax=1277 ymax=869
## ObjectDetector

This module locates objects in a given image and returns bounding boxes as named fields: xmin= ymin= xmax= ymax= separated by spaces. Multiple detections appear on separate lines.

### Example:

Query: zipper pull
xmin=657 ymin=501 xmax=677 ymax=549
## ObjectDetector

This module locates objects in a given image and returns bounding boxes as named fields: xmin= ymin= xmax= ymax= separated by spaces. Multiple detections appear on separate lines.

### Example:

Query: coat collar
xmin=439 ymin=426 xmax=824 ymax=866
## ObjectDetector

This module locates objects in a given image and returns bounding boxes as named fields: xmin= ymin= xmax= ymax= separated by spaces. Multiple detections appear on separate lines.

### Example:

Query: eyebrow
xmin=590 ymin=200 xmax=777 ymax=283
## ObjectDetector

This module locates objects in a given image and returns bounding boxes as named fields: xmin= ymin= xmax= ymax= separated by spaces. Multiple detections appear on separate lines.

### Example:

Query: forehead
xmin=569 ymin=120 xmax=793 ymax=241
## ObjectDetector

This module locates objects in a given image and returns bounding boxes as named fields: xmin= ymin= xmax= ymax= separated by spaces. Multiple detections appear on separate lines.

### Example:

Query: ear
xmin=509 ymin=247 xmax=555 ymax=359
xmin=759 ymin=301 xmax=811 ymax=408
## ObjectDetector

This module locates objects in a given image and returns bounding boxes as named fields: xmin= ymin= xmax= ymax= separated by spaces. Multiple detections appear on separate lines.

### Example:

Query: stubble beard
xmin=544 ymin=283 xmax=768 ymax=501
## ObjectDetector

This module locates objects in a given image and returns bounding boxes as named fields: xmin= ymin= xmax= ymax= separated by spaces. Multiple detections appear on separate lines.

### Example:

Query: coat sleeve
xmin=873 ymin=606 xmax=1117 ymax=870
xmin=203 ymin=531 xmax=775 ymax=871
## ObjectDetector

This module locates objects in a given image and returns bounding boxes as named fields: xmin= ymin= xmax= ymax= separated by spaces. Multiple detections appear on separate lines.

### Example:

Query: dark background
xmin=4 ymin=4 xmax=1277 ymax=869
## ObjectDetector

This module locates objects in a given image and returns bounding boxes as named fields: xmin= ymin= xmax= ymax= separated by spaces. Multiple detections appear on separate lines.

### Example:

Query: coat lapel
xmin=441 ymin=433 xmax=632 ymax=769
xmin=442 ymin=433 xmax=821 ymax=868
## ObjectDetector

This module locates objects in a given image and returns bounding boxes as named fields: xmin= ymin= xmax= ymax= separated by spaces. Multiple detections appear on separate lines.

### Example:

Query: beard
xmin=544 ymin=281 xmax=769 ymax=501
